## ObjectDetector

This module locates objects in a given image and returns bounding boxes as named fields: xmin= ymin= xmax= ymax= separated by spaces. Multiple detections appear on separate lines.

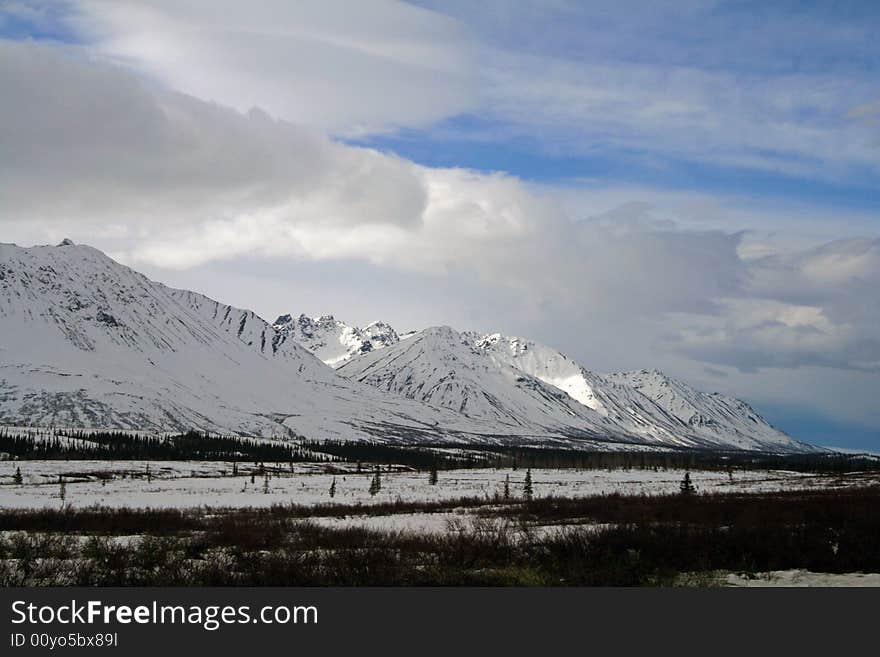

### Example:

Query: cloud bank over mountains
xmin=0 ymin=1 xmax=878 ymax=447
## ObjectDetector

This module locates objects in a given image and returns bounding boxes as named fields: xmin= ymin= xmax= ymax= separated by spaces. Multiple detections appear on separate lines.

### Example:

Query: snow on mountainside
xmin=604 ymin=369 xmax=805 ymax=451
xmin=272 ymin=314 xmax=399 ymax=367
xmin=473 ymin=332 xmax=689 ymax=443
xmin=340 ymin=327 xmax=816 ymax=452
xmin=338 ymin=326 xmax=629 ymax=440
xmin=0 ymin=241 xmax=507 ymax=441
xmin=475 ymin=333 xmax=814 ymax=451
xmin=0 ymin=241 xmax=815 ymax=452
xmin=474 ymin=333 xmax=607 ymax=413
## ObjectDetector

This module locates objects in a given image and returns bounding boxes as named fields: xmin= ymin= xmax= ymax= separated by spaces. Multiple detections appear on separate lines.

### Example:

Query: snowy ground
xmin=312 ymin=511 xmax=480 ymax=535
xmin=2 ymin=460 xmax=878 ymax=587
xmin=725 ymin=570 xmax=880 ymax=587
xmin=0 ymin=459 xmax=874 ymax=511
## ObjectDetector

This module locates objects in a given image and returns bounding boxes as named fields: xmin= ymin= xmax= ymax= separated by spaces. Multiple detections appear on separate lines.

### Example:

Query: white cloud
xmin=68 ymin=0 xmax=478 ymax=135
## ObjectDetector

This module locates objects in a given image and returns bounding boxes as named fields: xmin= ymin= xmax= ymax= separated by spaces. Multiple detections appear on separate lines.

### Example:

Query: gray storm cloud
xmin=0 ymin=41 xmax=428 ymax=252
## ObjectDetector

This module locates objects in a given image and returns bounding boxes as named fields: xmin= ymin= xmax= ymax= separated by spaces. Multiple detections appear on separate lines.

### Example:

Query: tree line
xmin=2 ymin=428 xmax=876 ymax=473
xmin=305 ymin=440 xmax=880 ymax=474
xmin=0 ymin=429 xmax=329 ymax=463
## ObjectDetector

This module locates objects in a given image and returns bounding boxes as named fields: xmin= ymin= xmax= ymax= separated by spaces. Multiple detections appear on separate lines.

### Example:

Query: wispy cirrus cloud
xmin=477 ymin=52 xmax=880 ymax=181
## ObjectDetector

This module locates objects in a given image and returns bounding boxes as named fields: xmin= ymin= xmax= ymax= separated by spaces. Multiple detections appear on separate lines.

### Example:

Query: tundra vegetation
xmin=1 ymin=487 xmax=878 ymax=586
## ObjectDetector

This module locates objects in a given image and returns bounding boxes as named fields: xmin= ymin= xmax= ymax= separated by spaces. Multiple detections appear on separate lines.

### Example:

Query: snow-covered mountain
xmin=0 ymin=241 xmax=504 ymax=441
xmin=473 ymin=332 xmax=690 ymax=444
xmin=0 ymin=241 xmax=815 ymax=451
xmin=339 ymin=327 xmax=815 ymax=452
xmin=339 ymin=326 xmax=629 ymax=440
xmin=272 ymin=314 xmax=399 ymax=367
xmin=474 ymin=333 xmax=612 ymax=414
xmin=604 ymin=369 xmax=799 ymax=451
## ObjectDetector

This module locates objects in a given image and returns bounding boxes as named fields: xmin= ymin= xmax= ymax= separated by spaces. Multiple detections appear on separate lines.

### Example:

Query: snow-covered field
xmin=725 ymin=570 xmax=880 ymax=587
xmin=0 ymin=459 xmax=873 ymax=510
xmin=2 ymin=460 xmax=878 ymax=587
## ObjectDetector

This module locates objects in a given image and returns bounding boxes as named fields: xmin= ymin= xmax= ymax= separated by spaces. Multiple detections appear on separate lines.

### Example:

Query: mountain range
xmin=0 ymin=241 xmax=816 ymax=452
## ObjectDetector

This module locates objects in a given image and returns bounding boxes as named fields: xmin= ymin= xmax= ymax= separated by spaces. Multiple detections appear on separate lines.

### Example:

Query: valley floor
xmin=1 ymin=460 xmax=878 ymax=586
xmin=2 ymin=460 xmax=875 ymax=510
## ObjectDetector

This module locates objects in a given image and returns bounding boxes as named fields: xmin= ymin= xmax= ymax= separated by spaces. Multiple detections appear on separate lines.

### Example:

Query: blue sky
xmin=353 ymin=1 xmax=880 ymax=211
xmin=0 ymin=1 xmax=80 ymax=42
xmin=1 ymin=1 xmax=878 ymax=450
xmin=354 ymin=115 xmax=880 ymax=212
xmin=763 ymin=407 xmax=880 ymax=452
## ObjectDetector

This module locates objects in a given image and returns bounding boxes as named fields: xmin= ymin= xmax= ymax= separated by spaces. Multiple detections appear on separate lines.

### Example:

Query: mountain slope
xmin=340 ymin=328 xmax=815 ymax=452
xmin=604 ymin=369 xmax=805 ymax=451
xmin=338 ymin=326 xmax=628 ymax=440
xmin=473 ymin=333 xmax=692 ymax=444
xmin=477 ymin=333 xmax=814 ymax=452
xmin=0 ymin=241 xmax=816 ymax=452
xmin=0 ymin=242 xmax=500 ymax=441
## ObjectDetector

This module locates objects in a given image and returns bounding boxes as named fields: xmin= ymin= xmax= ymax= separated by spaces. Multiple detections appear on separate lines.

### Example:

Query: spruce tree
xmin=503 ymin=474 xmax=510 ymax=501
xmin=329 ymin=477 xmax=337 ymax=498
xmin=58 ymin=475 xmax=66 ymax=503
xmin=13 ymin=467 xmax=22 ymax=485
xmin=523 ymin=468 xmax=533 ymax=501
xmin=369 ymin=467 xmax=382 ymax=496
xmin=680 ymin=471 xmax=695 ymax=496
xmin=429 ymin=462 xmax=438 ymax=486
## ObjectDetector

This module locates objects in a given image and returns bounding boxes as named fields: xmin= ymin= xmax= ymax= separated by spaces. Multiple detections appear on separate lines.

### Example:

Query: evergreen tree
xmin=58 ymin=475 xmax=66 ymax=503
xmin=232 ymin=460 xmax=238 ymax=477
xmin=263 ymin=472 xmax=270 ymax=494
xmin=523 ymin=468 xmax=533 ymax=501
xmin=680 ymin=471 xmax=695 ymax=496
xmin=429 ymin=462 xmax=438 ymax=485
xmin=503 ymin=474 xmax=510 ymax=501
xmin=369 ymin=467 xmax=382 ymax=496
xmin=13 ymin=467 xmax=22 ymax=485
xmin=329 ymin=477 xmax=337 ymax=498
